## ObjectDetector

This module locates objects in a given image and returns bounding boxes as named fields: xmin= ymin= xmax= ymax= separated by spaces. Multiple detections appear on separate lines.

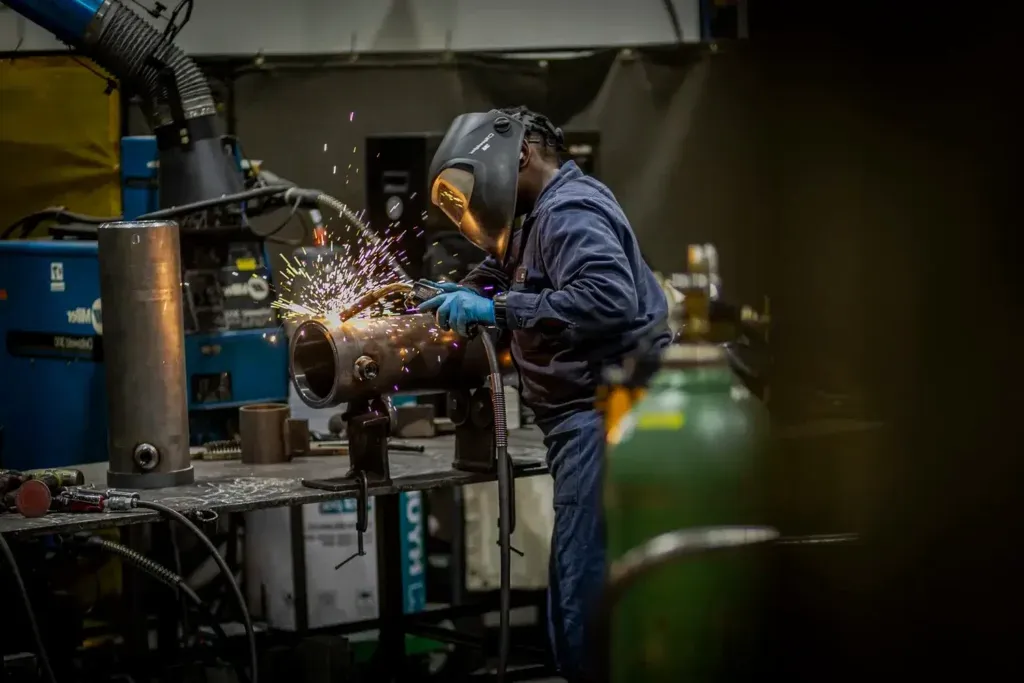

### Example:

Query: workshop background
xmin=1 ymin=0 xmax=1018 ymax=676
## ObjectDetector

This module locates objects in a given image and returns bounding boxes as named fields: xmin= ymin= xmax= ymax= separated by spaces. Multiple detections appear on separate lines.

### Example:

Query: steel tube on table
xmin=290 ymin=313 xmax=497 ymax=409
xmin=99 ymin=220 xmax=193 ymax=488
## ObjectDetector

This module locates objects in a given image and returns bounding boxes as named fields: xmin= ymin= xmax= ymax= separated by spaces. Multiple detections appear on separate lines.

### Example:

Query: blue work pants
xmin=539 ymin=409 xmax=606 ymax=681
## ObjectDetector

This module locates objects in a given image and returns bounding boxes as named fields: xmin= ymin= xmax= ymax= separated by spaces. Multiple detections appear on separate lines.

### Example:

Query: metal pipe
xmin=99 ymin=220 xmax=193 ymax=488
xmin=290 ymin=313 xmax=498 ymax=409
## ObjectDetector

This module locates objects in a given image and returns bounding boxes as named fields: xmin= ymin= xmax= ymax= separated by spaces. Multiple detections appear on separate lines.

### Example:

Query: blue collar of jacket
xmin=523 ymin=161 xmax=583 ymax=223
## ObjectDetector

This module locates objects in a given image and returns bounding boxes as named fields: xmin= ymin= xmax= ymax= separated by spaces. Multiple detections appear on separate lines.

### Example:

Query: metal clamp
xmin=335 ymin=471 xmax=369 ymax=570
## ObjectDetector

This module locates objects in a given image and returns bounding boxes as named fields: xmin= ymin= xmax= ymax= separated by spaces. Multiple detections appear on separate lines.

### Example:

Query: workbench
xmin=1 ymin=427 xmax=554 ymax=680
xmin=0 ymin=427 xmax=549 ymax=536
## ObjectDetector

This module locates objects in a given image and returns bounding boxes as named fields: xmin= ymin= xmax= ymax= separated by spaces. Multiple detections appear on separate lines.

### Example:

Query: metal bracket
xmin=300 ymin=398 xmax=393 ymax=569
xmin=449 ymin=387 xmax=496 ymax=474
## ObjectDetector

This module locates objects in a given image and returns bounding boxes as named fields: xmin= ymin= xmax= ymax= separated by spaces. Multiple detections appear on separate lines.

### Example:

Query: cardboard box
xmin=246 ymin=492 xmax=425 ymax=630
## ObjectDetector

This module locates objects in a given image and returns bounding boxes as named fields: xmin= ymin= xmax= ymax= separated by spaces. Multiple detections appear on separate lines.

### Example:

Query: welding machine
xmin=0 ymin=136 xmax=289 ymax=471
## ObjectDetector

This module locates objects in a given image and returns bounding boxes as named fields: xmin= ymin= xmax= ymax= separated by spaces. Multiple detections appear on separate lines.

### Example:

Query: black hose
xmin=1 ymin=207 xmax=119 ymax=240
xmin=84 ymin=536 xmax=247 ymax=683
xmin=89 ymin=0 xmax=216 ymax=125
xmin=475 ymin=329 xmax=513 ymax=682
xmin=87 ymin=535 xmax=185 ymax=590
xmin=133 ymin=501 xmax=258 ymax=683
xmin=0 ymin=534 xmax=58 ymax=683
xmin=138 ymin=185 xmax=292 ymax=220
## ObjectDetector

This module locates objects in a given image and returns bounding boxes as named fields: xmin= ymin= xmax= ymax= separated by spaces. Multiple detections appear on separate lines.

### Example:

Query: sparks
xmin=273 ymin=224 xmax=410 ymax=323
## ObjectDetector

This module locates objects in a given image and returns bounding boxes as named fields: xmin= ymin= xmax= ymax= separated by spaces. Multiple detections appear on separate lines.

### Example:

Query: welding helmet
xmin=429 ymin=110 xmax=526 ymax=261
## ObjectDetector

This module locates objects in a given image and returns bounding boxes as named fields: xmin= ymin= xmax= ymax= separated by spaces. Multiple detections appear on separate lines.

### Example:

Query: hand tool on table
xmin=1 ymin=468 xmax=88 ymax=517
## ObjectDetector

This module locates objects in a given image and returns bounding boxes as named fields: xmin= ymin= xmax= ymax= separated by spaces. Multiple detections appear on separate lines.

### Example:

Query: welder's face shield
xmin=429 ymin=111 xmax=526 ymax=261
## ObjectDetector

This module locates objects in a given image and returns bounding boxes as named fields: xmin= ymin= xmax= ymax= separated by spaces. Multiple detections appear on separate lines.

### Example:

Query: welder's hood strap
xmin=429 ymin=110 xmax=526 ymax=261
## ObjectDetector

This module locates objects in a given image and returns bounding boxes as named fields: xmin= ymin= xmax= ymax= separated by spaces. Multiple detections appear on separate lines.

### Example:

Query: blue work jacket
xmin=461 ymin=161 xmax=670 ymax=422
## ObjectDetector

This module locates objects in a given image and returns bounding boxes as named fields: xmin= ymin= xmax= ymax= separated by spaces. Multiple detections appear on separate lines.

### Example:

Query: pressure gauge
xmin=385 ymin=195 xmax=404 ymax=220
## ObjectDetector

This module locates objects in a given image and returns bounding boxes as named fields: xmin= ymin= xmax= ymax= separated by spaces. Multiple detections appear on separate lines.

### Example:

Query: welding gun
xmin=406 ymin=280 xmax=445 ymax=306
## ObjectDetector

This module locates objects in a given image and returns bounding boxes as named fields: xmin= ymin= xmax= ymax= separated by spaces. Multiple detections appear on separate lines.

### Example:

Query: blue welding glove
xmin=418 ymin=290 xmax=495 ymax=337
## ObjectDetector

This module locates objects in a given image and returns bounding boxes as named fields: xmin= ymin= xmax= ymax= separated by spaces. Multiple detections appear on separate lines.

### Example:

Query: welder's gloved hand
xmin=418 ymin=290 xmax=495 ymax=337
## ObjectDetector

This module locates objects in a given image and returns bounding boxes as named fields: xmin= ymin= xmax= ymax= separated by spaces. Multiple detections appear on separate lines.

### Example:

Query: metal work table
xmin=0 ymin=427 xmax=549 ymax=536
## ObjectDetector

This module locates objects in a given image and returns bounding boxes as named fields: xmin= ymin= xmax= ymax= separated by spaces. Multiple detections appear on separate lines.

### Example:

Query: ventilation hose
xmin=87 ymin=0 xmax=216 ymax=124
xmin=475 ymin=328 xmax=514 ymax=682
xmin=79 ymin=0 xmax=240 ymax=207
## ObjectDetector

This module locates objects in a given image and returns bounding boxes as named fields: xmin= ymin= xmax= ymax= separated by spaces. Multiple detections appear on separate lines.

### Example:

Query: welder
xmin=419 ymin=106 xmax=670 ymax=681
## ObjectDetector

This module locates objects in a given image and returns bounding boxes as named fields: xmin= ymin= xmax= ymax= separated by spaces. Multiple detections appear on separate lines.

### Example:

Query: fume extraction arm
xmin=2 ymin=0 xmax=242 ymax=209
xmin=1 ymin=0 xmax=401 ymax=267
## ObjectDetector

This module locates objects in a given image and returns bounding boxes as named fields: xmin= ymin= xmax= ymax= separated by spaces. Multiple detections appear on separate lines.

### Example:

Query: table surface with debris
xmin=0 ymin=428 xmax=549 ymax=537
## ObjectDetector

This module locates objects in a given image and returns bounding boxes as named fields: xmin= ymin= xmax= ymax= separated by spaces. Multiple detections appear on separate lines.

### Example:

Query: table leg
xmin=372 ymin=492 xmax=406 ymax=680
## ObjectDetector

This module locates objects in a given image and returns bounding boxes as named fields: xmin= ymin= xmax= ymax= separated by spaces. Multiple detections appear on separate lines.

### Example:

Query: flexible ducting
xmin=86 ymin=0 xmax=216 ymax=126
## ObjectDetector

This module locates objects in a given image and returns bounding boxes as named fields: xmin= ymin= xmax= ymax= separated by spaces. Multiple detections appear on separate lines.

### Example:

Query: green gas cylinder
xmin=603 ymin=343 xmax=771 ymax=681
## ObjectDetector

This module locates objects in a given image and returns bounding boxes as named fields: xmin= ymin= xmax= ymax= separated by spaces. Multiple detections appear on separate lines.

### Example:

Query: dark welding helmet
xmin=429 ymin=111 xmax=526 ymax=261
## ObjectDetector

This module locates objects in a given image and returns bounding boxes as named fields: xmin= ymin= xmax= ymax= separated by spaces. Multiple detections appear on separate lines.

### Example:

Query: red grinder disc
xmin=15 ymin=480 xmax=52 ymax=518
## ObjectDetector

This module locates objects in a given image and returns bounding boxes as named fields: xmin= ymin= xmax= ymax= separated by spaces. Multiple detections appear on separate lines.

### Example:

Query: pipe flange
xmin=133 ymin=443 xmax=160 ymax=471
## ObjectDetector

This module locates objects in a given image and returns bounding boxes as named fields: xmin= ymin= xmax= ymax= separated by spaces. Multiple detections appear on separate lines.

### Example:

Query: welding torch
xmin=332 ymin=280 xmax=444 ymax=323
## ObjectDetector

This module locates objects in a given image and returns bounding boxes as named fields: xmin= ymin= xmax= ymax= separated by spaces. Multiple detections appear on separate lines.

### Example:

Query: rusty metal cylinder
xmin=239 ymin=403 xmax=291 ymax=464
xmin=99 ymin=220 xmax=193 ymax=489
xmin=290 ymin=313 xmax=496 ymax=409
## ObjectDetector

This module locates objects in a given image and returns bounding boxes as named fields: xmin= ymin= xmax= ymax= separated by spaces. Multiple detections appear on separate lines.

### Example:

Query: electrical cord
xmin=2 ymin=187 xmax=291 ymax=240
xmin=138 ymin=185 xmax=292 ymax=221
xmin=132 ymin=501 xmax=258 ymax=683
xmin=162 ymin=0 xmax=195 ymax=42
xmin=0 ymin=534 xmax=58 ymax=683
xmin=1 ymin=207 xmax=118 ymax=240
xmin=249 ymin=194 xmax=303 ymax=246
xmin=83 ymin=536 xmax=248 ymax=683
xmin=474 ymin=328 xmax=514 ymax=682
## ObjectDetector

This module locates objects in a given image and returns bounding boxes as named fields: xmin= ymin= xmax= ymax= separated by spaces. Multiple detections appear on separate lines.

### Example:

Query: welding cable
xmin=1 ymin=207 xmax=118 ymax=239
xmin=475 ymin=328 xmax=514 ymax=682
xmin=82 ymin=536 xmax=248 ymax=683
xmin=137 ymin=185 xmax=293 ymax=221
xmin=250 ymin=194 xmax=304 ymax=246
xmin=0 ymin=534 xmax=58 ymax=683
xmin=132 ymin=501 xmax=258 ymax=683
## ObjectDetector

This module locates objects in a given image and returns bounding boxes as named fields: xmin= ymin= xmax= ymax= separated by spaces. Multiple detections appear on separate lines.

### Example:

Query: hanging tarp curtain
xmin=0 ymin=55 xmax=120 ymax=237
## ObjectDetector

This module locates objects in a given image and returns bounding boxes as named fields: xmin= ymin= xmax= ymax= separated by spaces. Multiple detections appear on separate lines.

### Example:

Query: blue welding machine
xmin=0 ymin=136 xmax=289 ymax=471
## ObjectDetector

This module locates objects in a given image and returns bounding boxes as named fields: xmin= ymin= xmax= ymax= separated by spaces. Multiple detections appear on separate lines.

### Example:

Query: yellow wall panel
xmin=0 ymin=56 xmax=121 ymax=236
